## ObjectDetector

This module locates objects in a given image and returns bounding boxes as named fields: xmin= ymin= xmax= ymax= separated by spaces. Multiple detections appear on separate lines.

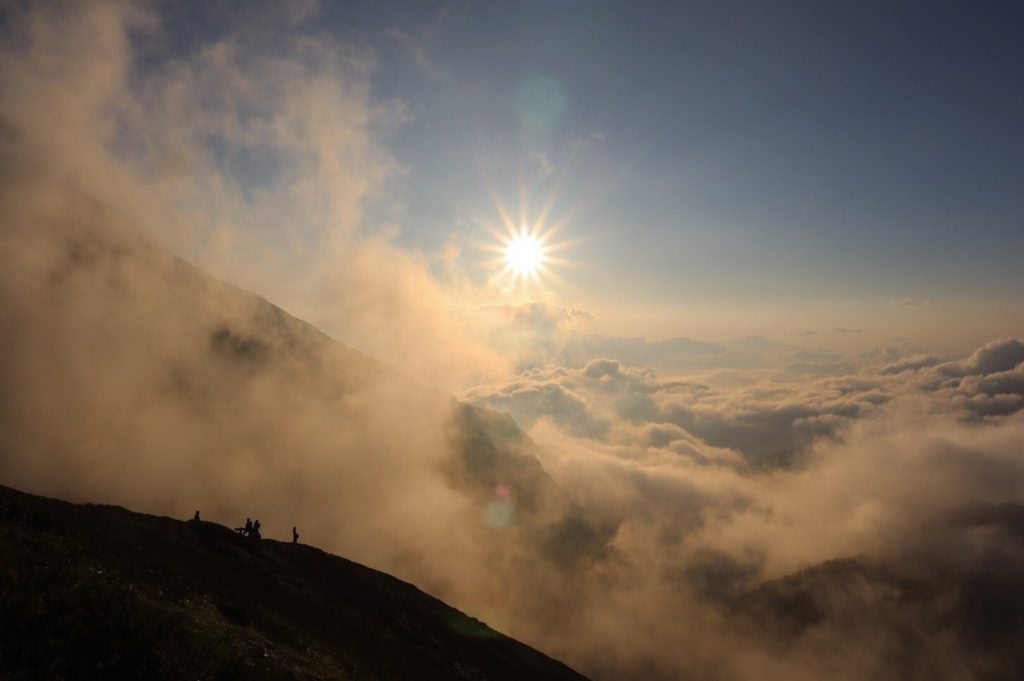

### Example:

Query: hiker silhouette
xmin=232 ymin=516 xmax=263 ymax=539
xmin=193 ymin=510 xmax=200 ymax=522
xmin=292 ymin=526 xmax=299 ymax=544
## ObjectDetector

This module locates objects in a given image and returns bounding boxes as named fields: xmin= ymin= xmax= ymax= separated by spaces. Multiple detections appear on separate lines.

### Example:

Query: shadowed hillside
xmin=0 ymin=484 xmax=591 ymax=681
xmin=729 ymin=507 xmax=1024 ymax=681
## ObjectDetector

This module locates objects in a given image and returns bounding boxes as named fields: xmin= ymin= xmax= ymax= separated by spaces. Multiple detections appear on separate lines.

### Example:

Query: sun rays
xmin=479 ymin=219 xmax=574 ymax=294
xmin=473 ymin=187 xmax=581 ymax=297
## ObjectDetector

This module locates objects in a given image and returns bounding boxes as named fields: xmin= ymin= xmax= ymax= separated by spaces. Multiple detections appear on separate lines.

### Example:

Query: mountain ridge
xmin=0 ymin=483 xmax=591 ymax=681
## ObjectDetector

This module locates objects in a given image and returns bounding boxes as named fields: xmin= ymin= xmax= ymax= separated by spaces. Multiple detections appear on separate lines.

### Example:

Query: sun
xmin=505 ymin=232 xmax=546 ymax=277
xmin=475 ymin=199 xmax=577 ymax=292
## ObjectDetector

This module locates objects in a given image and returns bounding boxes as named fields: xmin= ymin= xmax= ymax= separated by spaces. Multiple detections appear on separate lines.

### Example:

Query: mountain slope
xmin=730 ymin=509 xmax=1024 ymax=681
xmin=0 ymin=484 xmax=591 ymax=681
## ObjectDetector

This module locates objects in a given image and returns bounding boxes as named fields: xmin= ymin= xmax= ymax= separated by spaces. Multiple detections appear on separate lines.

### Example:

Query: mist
xmin=3 ymin=4 xmax=1024 ymax=681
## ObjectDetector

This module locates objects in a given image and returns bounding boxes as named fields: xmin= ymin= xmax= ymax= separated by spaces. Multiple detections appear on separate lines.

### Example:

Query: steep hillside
xmin=0 ymin=484 xmax=591 ymax=681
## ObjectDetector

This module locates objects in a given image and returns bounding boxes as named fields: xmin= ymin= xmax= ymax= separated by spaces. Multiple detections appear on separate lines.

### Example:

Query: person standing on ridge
xmin=292 ymin=526 xmax=299 ymax=544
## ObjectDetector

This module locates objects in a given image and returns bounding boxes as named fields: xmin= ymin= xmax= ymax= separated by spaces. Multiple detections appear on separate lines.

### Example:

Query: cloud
xmin=518 ymin=396 xmax=1024 ymax=680
xmin=951 ymin=363 xmax=1024 ymax=417
xmin=782 ymin=348 xmax=855 ymax=376
xmin=935 ymin=338 xmax=1024 ymax=378
xmin=735 ymin=334 xmax=783 ymax=348
xmin=891 ymin=297 xmax=931 ymax=308
xmin=529 ymin=149 xmax=556 ymax=181
xmin=465 ymin=354 xmax=897 ymax=469
xmin=461 ymin=329 xmax=1024 ymax=675
xmin=462 ymin=376 xmax=610 ymax=438
xmin=832 ymin=326 xmax=861 ymax=334
xmin=468 ymin=302 xmax=594 ymax=371
xmin=384 ymin=6 xmax=449 ymax=76
xmin=878 ymin=354 xmax=941 ymax=375
xmin=569 ymin=130 xmax=607 ymax=156
xmin=469 ymin=306 xmax=866 ymax=379
xmin=0 ymin=0 xmax=503 ymax=389
xmin=385 ymin=28 xmax=432 ymax=73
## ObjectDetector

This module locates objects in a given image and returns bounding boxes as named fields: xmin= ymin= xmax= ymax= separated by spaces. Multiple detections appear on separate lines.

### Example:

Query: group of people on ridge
xmin=238 ymin=517 xmax=262 ymax=539
xmin=192 ymin=510 xmax=299 ymax=544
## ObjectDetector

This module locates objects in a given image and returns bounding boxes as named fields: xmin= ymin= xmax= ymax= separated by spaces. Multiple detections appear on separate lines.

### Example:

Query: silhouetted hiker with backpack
xmin=292 ymin=526 xmax=299 ymax=544
xmin=193 ymin=510 xmax=200 ymax=522
xmin=252 ymin=519 xmax=262 ymax=540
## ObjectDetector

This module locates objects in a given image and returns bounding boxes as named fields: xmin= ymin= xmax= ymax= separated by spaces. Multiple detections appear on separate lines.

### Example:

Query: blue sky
xmin=333 ymin=2 xmax=1024 ymax=290
xmin=150 ymin=0 xmax=1023 ymax=348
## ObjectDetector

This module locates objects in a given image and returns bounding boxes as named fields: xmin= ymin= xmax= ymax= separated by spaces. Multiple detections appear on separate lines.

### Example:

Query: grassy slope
xmin=0 ymin=485 xmax=591 ymax=681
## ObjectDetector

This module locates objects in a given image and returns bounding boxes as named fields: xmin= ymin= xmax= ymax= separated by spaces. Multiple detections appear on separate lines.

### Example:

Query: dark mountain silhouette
xmin=0 ymin=484 xmax=591 ymax=681
xmin=729 ymin=504 xmax=1024 ymax=681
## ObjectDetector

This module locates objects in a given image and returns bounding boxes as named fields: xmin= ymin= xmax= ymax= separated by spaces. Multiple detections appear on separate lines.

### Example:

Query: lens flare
xmin=484 ymin=483 xmax=515 ymax=528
